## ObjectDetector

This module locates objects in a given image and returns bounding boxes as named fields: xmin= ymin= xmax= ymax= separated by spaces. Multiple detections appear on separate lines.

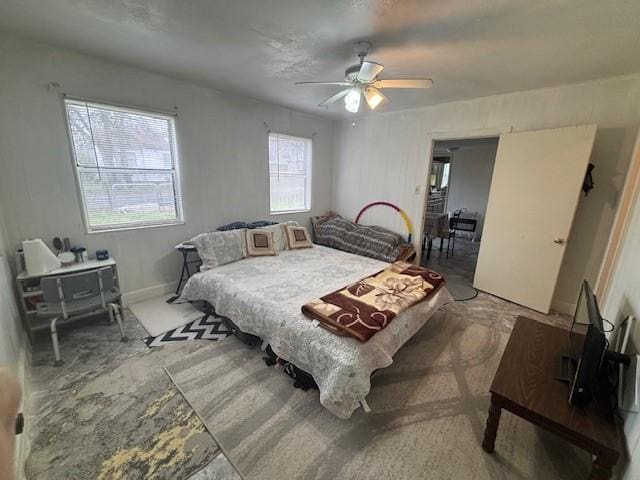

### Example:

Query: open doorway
xmin=421 ymin=137 xmax=499 ymax=299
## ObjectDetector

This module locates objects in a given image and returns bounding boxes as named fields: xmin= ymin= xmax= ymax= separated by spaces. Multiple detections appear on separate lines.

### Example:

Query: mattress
xmin=181 ymin=244 xmax=452 ymax=418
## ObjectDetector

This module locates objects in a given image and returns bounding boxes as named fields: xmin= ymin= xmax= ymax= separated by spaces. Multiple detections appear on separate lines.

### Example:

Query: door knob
xmin=553 ymin=238 xmax=565 ymax=244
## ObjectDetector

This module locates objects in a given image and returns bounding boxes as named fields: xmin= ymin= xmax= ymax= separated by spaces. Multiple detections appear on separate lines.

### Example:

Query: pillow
xmin=311 ymin=211 xmax=338 ymax=236
xmin=247 ymin=220 xmax=278 ymax=229
xmin=217 ymin=221 xmax=249 ymax=231
xmin=190 ymin=230 xmax=246 ymax=270
xmin=216 ymin=220 xmax=278 ymax=231
xmin=246 ymin=229 xmax=276 ymax=257
xmin=260 ymin=221 xmax=299 ymax=251
xmin=284 ymin=225 xmax=313 ymax=249
xmin=314 ymin=216 xmax=404 ymax=262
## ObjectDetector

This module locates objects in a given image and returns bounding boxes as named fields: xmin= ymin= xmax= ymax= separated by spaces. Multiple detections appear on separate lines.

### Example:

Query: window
xmin=441 ymin=162 xmax=450 ymax=188
xmin=64 ymin=99 xmax=183 ymax=232
xmin=268 ymin=133 xmax=312 ymax=213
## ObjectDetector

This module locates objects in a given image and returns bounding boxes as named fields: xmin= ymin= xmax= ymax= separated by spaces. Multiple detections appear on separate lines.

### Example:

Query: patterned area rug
xmin=165 ymin=302 xmax=591 ymax=480
xmin=143 ymin=313 xmax=232 ymax=348
xmin=130 ymin=296 xmax=207 ymax=337
xmin=26 ymin=314 xmax=220 ymax=480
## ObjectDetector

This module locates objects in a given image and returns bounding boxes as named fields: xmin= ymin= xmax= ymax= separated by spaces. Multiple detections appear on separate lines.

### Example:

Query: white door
xmin=474 ymin=125 xmax=597 ymax=313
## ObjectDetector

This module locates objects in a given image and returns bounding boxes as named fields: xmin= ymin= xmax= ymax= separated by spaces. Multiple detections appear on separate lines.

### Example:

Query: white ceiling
xmin=1 ymin=0 xmax=639 ymax=118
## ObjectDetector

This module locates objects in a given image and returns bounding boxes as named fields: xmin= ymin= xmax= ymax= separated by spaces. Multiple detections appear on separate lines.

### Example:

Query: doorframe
xmin=413 ymin=126 xmax=512 ymax=265
xmin=596 ymin=127 xmax=640 ymax=305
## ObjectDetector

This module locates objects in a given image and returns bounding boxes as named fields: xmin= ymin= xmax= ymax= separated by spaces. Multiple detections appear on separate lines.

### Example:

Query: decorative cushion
xmin=260 ymin=221 xmax=299 ymax=251
xmin=216 ymin=221 xmax=250 ymax=231
xmin=284 ymin=225 xmax=313 ymax=249
xmin=246 ymin=230 xmax=276 ymax=257
xmin=190 ymin=230 xmax=247 ymax=270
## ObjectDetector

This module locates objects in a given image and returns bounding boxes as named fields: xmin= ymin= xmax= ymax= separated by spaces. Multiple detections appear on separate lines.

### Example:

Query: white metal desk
xmin=16 ymin=258 xmax=119 ymax=337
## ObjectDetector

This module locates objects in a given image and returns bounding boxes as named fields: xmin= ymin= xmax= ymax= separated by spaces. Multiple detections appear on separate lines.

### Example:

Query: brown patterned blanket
xmin=301 ymin=262 xmax=445 ymax=342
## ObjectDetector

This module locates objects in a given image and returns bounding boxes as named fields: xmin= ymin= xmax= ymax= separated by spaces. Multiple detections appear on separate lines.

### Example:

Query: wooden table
xmin=423 ymin=212 xmax=449 ymax=259
xmin=482 ymin=316 xmax=624 ymax=479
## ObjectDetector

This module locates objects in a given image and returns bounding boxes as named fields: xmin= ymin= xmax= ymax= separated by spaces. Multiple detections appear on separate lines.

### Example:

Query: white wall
xmin=0 ymin=33 xmax=334 ymax=302
xmin=0 ymin=199 xmax=28 ymax=480
xmin=333 ymin=76 xmax=640 ymax=313
xmin=601 ymin=180 xmax=640 ymax=480
xmin=0 ymin=203 xmax=25 ymax=374
xmin=445 ymin=143 xmax=498 ymax=239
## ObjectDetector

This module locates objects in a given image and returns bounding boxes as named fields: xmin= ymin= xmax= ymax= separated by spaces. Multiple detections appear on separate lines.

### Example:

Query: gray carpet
xmin=165 ymin=307 xmax=591 ymax=480
xmin=26 ymin=315 xmax=220 ymax=480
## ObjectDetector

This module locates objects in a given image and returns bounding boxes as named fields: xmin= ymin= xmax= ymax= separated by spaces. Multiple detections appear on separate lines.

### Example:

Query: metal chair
xmin=441 ymin=209 xmax=466 ymax=258
xmin=36 ymin=267 xmax=127 ymax=366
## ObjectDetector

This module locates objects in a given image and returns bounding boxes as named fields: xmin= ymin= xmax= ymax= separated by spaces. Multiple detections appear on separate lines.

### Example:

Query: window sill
xmin=87 ymin=221 xmax=185 ymax=234
xmin=270 ymin=209 xmax=311 ymax=216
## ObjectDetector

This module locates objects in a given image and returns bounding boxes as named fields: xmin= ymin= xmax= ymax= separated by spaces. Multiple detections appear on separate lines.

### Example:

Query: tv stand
xmin=482 ymin=316 xmax=624 ymax=479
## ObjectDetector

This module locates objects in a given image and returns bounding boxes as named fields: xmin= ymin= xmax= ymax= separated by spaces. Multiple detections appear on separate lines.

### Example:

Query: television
xmin=562 ymin=281 xmax=630 ymax=407
xmin=566 ymin=281 xmax=608 ymax=405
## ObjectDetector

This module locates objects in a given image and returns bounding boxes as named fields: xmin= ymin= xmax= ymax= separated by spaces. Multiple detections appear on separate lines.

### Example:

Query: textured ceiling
xmin=1 ymin=0 xmax=639 ymax=117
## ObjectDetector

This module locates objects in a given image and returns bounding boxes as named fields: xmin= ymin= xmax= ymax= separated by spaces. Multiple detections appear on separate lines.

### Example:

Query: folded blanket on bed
xmin=302 ymin=261 xmax=445 ymax=342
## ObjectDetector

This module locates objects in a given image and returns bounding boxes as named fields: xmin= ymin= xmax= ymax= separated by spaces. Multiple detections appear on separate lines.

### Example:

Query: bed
xmin=181 ymin=243 xmax=452 ymax=419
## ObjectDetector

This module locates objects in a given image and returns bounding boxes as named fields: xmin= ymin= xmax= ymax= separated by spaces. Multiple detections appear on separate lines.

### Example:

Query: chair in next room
xmin=439 ymin=209 xmax=465 ymax=258
xmin=36 ymin=266 xmax=127 ymax=366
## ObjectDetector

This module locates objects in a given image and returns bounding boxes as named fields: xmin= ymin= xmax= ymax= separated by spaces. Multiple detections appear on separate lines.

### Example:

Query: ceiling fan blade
xmin=357 ymin=62 xmax=384 ymax=82
xmin=374 ymin=79 xmax=433 ymax=89
xmin=364 ymin=87 xmax=388 ymax=110
xmin=296 ymin=81 xmax=351 ymax=86
xmin=318 ymin=89 xmax=351 ymax=106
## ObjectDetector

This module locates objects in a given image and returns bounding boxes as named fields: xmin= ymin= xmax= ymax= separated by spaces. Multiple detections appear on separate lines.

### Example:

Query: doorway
xmin=421 ymin=137 xmax=499 ymax=299
xmin=419 ymin=125 xmax=596 ymax=313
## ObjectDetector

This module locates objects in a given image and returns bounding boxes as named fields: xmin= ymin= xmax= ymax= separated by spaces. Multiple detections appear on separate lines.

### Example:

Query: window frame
xmin=62 ymin=97 xmax=185 ymax=233
xmin=267 ymin=132 xmax=313 ymax=215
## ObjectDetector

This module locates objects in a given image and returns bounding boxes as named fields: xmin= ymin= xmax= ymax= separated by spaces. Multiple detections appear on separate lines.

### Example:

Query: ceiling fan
xmin=295 ymin=41 xmax=433 ymax=114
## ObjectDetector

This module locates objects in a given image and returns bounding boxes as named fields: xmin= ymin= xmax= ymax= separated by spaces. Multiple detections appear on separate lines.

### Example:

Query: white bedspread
xmin=181 ymin=245 xmax=452 ymax=418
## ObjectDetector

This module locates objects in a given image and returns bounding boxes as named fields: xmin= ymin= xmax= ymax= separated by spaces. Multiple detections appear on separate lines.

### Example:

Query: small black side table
xmin=173 ymin=243 xmax=200 ymax=297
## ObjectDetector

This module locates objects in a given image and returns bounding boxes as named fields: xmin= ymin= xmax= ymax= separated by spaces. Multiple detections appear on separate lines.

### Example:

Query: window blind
xmin=268 ymin=133 xmax=312 ymax=213
xmin=64 ymin=99 xmax=183 ymax=231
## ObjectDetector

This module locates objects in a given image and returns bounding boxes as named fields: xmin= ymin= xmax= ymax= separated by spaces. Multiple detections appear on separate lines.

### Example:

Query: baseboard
xmin=551 ymin=299 xmax=576 ymax=316
xmin=121 ymin=281 xmax=177 ymax=306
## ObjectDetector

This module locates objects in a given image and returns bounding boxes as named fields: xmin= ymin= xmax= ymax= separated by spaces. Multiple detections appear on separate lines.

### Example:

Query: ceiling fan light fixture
xmin=344 ymin=88 xmax=361 ymax=113
xmin=364 ymin=88 xmax=386 ymax=110
xmin=295 ymin=41 xmax=433 ymax=113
